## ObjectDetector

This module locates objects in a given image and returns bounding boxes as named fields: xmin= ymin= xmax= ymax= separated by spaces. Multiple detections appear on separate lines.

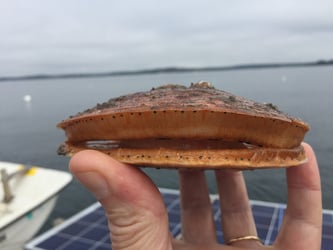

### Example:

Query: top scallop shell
xmin=57 ymin=82 xmax=309 ymax=149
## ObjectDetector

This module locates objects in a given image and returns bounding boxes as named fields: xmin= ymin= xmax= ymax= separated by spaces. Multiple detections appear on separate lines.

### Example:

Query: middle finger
xmin=179 ymin=169 xmax=216 ymax=244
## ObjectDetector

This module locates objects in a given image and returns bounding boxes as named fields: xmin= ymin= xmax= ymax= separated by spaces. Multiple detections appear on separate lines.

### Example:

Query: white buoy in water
xmin=23 ymin=94 xmax=32 ymax=103
xmin=281 ymin=75 xmax=287 ymax=83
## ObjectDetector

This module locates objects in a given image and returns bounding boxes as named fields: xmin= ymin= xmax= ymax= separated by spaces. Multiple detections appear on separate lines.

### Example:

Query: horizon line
xmin=1 ymin=59 xmax=332 ymax=82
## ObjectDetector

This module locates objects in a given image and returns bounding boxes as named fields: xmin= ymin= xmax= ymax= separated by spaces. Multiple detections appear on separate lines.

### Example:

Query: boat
xmin=0 ymin=161 xmax=72 ymax=250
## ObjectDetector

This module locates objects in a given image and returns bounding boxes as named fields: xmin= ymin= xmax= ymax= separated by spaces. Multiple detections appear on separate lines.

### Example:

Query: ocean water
xmin=0 ymin=66 xmax=332 ymax=231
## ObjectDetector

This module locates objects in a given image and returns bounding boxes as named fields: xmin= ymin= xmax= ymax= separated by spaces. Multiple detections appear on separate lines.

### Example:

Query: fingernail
xmin=76 ymin=172 xmax=110 ymax=200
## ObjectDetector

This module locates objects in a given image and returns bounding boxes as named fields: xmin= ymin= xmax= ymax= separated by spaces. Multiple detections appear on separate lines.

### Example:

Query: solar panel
xmin=25 ymin=188 xmax=333 ymax=250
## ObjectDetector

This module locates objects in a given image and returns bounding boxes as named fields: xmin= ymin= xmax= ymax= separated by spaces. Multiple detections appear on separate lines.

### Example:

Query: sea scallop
xmin=57 ymin=81 xmax=309 ymax=169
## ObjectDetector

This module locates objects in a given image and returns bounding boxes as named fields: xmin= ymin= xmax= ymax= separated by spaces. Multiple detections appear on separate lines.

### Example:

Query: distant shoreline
xmin=1 ymin=59 xmax=332 ymax=82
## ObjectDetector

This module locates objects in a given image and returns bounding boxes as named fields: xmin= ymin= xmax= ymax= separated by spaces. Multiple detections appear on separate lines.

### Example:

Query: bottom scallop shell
xmin=58 ymin=139 xmax=307 ymax=169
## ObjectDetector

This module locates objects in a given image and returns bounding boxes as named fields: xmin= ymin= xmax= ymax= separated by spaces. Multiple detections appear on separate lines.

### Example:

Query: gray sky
xmin=1 ymin=0 xmax=333 ymax=76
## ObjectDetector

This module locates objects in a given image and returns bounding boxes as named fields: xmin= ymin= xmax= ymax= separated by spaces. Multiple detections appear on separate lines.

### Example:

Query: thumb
xmin=69 ymin=150 xmax=172 ymax=250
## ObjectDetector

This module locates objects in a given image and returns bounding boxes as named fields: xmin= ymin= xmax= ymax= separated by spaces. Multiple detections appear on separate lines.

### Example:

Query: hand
xmin=69 ymin=143 xmax=322 ymax=250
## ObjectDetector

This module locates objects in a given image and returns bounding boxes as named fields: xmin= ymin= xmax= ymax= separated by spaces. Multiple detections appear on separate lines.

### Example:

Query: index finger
xmin=275 ymin=143 xmax=322 ymax=249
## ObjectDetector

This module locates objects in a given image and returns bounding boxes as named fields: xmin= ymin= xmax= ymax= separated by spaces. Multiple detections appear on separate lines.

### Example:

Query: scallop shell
xmin=57 ymin=82 xmax=309 ymax=169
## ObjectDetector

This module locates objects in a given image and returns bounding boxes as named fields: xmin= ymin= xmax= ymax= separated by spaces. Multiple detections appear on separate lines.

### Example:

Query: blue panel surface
xmin=25 ymin=188 xmax=333 ymax=250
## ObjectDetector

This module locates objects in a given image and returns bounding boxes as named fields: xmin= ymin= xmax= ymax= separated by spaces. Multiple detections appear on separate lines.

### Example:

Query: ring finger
xmin=215 ymin=169 xmax=261 ymax=248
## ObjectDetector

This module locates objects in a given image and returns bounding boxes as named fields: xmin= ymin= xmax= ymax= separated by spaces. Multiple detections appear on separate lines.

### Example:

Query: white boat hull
xmin=0 ymin=161 xmax=72 ymax=250
xmin=0 ymin=197 xmax=57 ymax=250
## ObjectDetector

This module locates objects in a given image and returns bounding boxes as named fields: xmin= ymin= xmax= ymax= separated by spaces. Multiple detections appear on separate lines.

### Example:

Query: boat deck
xmin=26 ymin=188 xmax=333 ymax=250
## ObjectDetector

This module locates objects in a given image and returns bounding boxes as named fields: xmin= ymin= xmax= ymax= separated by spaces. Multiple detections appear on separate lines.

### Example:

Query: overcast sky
xmin=1 ymin=0 xmax=333 ymax=76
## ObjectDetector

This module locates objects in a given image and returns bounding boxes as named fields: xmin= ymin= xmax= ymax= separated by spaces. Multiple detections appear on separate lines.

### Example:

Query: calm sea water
xmin=1 ymin=66 xmax=332 ymax=231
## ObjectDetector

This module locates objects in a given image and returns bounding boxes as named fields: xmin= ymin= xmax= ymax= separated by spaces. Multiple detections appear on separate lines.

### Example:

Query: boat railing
xmin=1 ymin=166 xmax=31 ymax=203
